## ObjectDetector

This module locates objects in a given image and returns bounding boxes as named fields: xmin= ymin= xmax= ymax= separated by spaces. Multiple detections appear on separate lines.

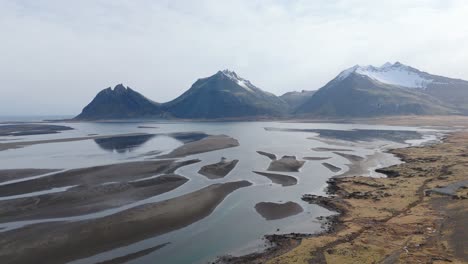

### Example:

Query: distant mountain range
xmin=75 ymin=62 xmax=468 ymax=120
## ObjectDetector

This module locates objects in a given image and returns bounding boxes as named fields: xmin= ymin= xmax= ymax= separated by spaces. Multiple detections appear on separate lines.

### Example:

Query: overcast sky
xmin=1 ymin=0 xmax=467 ymax=115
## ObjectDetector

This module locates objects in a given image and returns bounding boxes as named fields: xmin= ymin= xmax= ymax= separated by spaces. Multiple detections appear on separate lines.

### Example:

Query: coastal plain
xmin=0 ymin=119 xmax=465 ymax=264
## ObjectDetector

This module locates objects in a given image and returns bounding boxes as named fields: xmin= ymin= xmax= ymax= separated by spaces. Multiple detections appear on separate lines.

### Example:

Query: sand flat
xmin=158 ymin=135 xmax=239 ymax=158
xmin=312 ymin=147 xmax=352 ymax=152
xmin=303 ymin=156 xmax=331 ymax=161
xmin=96 ymin=243 xmax=169 ymax=264
xmin=0 ymin=174 xmax=188 ymax=222
xmin=0 ymin=124 xmax=73 ymax=136
xmin=333 ymin=151 xmax=364 ymax=162
xmin=322 ymin=162 xmax=341 ymax=173
xmin=0 ymin=180 xmax=251 ymax=264
xmin=257 ymin=151 xmax=277 ymax=160
xmin=0 ymin=159 xmax=200 ymax=197
xmin=0 ymin=169 xmax=60 ymax=184
xmin=267 ymin=156 xmax=305 ymax=172
xmin=255 ymin=201 xmax=303 ymax=220
xmin=253 ymin=171 xmax=297 ymax=186
xmin=198 ymin=158 xmax=239 ymax=179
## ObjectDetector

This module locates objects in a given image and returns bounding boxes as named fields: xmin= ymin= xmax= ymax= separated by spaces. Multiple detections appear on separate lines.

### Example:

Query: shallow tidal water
xmin=0 ymin=121 xmax=439 ymax=264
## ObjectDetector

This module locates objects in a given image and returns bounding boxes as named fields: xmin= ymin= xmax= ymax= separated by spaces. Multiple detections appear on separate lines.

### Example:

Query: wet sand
xmin=257 ymin=151 xmax=277 ymax=160
xmin=321 ymin=162 xmax=341 ymax=173
xmin=266 ymin=127 xmax=422 ymax=143
xmin=0 ymin=133 xmax=152 ymax=151
xmin=253 ymin=171 xmax=297 ymax=186
xmin=0 ymin=169 xmax=60 ymax=184
xmin=0 ymin=174 xmax=188 ymax=222
xmin=312 ymin=147 xmax=352 ymax=152
xmin=302 ymin=157 xmax=330 ymax=161
xmin=97 ymin=243 xmax=169 ymax=264
xmin=254 ymin=202 xmax=303 ymax=220
xmin=333 ymin=151 xmax=364 ymax=162
xmin=0 ymin=180 xmax=252 ymax=264
xmin=198 ymin=158 xmax=239 ymax=179
xmin=0 ymin=124 xmax=73 ymax=136
xmin=0 ymin=159 xmax=200 ymax=197
xmin=267 ymin=156 xmax=305 ymax=172
xmin=158 ymin=135 xmax=239 ymax=158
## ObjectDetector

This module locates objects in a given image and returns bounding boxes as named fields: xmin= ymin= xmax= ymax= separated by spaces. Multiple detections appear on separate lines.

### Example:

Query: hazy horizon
xmin=1 ymin=0 xmax=467 ymax=115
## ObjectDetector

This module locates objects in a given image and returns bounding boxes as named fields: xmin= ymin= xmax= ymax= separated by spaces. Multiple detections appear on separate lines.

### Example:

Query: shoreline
xmin=7 ymin=115 xmax=468 ymax=128
xmin=220 ymin=131 xmax=468 ymax=263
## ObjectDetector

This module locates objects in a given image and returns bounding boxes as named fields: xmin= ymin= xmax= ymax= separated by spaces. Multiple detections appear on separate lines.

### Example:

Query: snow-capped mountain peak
xmin=336 ymin=62 xmax=433 ymax=88
xmin=220 ymin=69 xmax=255 ymax=92
xmin=381 ymin=62 xmax=393 ymax=68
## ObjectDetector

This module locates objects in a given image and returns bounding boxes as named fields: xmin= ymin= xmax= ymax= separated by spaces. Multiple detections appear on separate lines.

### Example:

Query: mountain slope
xmin=164 ymin=70 xmax=288 ymax=118
xmin=280 ymin=90 xmax=316 ymax=111
xmin=296 ymin=64 xmax=457 ymax=117
xmin=75 ymin=84 xmax=163 ymax=120
xmin=335 ymin=62 xmax=468 ymax=113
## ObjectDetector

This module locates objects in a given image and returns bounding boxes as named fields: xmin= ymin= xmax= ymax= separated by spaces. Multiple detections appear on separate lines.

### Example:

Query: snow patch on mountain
xmin=337 ymin=62 xmax=434 ymax=89
xmin=221 ymin=69 xmax=255 ymax=92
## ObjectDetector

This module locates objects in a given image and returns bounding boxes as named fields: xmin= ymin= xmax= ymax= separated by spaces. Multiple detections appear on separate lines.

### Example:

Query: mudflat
xmin=198 ymin=158 xmax=239 ymax=179
xmin=267 ymin=156 xmax=305 ymax=172
xmin=253 ymin=171 xmax=297 ymax=186
xmin=96 ymin=243 xmax=169 ymax=264
xmin=0 ymin=159 xmax=200 ymax=197
xmin=0 ymin=180 xmax=252 ymax=264
xmin=257 ymin=151 xmax=277 ymax=160
xmin=158 ymin=135 xmax=239 ymax=158
xmin=312 ymin=147 xmax=352 ymax=152
xmin=255 ymin=201 xmax=303 ymax=220
xmin=302 ymin=157 xmax=330 ymax=161
xmin=321 ymin=162 xmax=341 ymax=173
xmin=333 ymin=151 xmax=364 ymax=162
xmin=265 ymin=127 xmax=421 ymax=143
xmin=0 ymin=174 xmax=188 ymax=222
xmin=0 ymin=124 xmax=73 ymax=136
xmin=0 ymin=168 xmax=60 ymax=184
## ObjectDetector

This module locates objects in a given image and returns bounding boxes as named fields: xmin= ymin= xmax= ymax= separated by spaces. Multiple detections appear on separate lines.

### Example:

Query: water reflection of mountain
xmin=94 ymin=134 xmax=155 ymax=153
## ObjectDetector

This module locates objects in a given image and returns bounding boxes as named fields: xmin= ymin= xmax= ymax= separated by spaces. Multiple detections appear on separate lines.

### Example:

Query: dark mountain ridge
xmin=295 ymin=62 xmax=466 ymax=117
xmin=75 ymin=84 xmax=164 ymax=120
xmin=75 ymin=63 xmax=468 ymax=120
xmin=295 ymin=72 xmax=455 ymax=117
xmin=75 ymin=70 xmax=288 ymax=120
xmin=163 ymin=70 xmax=288 ymax=118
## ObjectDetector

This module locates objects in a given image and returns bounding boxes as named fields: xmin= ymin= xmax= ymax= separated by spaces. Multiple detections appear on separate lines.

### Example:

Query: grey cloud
xmin=0 ymin=0 xmax=467 ymax=115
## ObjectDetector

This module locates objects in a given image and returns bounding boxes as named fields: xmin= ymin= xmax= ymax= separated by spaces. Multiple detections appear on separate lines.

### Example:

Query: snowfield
xmin=337 ymin=62 xmax=434 ymax=89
